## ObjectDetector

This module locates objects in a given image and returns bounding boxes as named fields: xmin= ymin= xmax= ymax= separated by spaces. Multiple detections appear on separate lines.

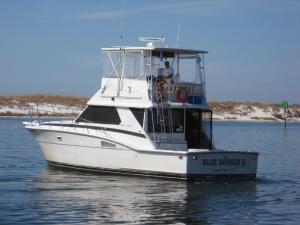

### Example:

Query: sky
xmin=0 ymin=0 xmax=300 ymax=103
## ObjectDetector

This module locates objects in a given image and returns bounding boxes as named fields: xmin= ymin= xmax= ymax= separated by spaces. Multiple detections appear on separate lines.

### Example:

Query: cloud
xmin=66 ymin=0 xmax=300 ymax=21
xmin=66 ymin=0 xmax=240 ymax=20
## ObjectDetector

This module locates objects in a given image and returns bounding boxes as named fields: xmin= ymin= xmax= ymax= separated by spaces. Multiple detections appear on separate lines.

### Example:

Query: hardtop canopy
xmin=101 ymin=46 xmax=208 ymax=55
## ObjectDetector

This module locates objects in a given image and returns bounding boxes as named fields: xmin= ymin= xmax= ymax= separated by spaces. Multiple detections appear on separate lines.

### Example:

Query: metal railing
xmin=27 ymin=104 xmax=83 ymax=124
xmin=26 ymin=104 xmax=115 ymax=140
xmin=151 ymin=82 xmax=205 ymax=104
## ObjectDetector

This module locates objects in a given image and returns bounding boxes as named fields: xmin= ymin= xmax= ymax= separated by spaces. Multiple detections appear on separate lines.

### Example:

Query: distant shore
xmin=2 ymin=116 xmax=300 ymax=124
xmin=1 ymin=95 xmax=299 ymax=122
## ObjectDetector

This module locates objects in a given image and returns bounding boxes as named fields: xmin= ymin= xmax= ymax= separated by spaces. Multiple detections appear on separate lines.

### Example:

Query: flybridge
xmin=100 ymin=46 xmax=207 ymax=82
xmin=99 ymin=38 xmax=208 ymax=105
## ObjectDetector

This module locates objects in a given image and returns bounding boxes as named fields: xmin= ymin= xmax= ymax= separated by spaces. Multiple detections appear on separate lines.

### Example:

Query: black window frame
xmin=129 ymin=108 xmax=144 ymax=127
xmin=76 ymin=106 xmax=121 ymax=124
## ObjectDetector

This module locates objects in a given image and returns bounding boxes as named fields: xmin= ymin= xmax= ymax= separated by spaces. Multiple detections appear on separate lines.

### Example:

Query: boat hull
xmin=47 ymin=160 xmax=257 ymax=181
xmin=27 ymin=127 xmax=258 ymax=181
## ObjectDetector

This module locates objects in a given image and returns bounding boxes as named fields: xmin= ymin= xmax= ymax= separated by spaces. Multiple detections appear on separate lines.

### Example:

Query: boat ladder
xmin=155 ymin=101 xmax=175 ymax=150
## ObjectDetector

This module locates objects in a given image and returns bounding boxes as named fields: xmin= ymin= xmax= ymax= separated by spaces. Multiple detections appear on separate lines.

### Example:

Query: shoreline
xmin=1 ymin=95 xmax=299 ymax=122
xmin=213 ymin=119 xmax=300 ymax=123
xmin=2 ymin=115 xmax=299 ymax=123
xmin=0 ymin=116 xmax=75 ymax=119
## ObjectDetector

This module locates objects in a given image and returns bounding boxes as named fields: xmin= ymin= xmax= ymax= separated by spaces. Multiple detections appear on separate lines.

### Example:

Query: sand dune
xmin=0 ymin=95 xmax=299 ymax=121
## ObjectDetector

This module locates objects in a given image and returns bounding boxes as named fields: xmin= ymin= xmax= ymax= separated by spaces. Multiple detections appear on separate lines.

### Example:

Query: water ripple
xmin=0 ymin=119 xmax=300 ymax=224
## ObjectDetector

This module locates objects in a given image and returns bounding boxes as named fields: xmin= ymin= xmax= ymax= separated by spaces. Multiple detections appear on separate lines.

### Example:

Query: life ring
xmin=176 ymin=87 xmax=187 ymax=103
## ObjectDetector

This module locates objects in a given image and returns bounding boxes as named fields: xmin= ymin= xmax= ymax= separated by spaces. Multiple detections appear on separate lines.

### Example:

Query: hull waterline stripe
xmin=47 ymin=161 xmax=257 ymax=181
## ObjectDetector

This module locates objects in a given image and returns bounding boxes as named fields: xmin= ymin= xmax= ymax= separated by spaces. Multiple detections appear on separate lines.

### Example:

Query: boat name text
xmin=202 ymin=158 xmax=246 ymax=166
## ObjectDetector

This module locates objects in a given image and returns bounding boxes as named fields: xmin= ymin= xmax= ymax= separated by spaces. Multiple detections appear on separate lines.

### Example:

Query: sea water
xmin=0 ymin=118 xmax=299 ymax=224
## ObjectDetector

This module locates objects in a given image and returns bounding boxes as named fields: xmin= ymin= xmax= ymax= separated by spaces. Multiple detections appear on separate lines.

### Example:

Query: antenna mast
xmin=119 ymin=0 xmax=125 ymax=48
xmin=117 ymin=0 xmax=125 ymax=96
xmin=176 ymin=18 xmax=181 ymax=48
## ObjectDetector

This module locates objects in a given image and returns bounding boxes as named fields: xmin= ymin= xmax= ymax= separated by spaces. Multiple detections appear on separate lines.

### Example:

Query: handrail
xmin=151 ymin=81 xmax=205 ymax=103
xmin=26 ymin=104 xmax=114 ymax=139
xmin=27 ymin=104 xmax=83 ymax=125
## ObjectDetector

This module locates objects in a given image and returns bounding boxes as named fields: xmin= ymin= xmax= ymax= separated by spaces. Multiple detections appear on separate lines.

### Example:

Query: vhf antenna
xmin=117 ymin=0 xmax=125 ymax=96
xmin=176 ymin=17 xmax=181 ymax=48
xmin=119 ymin=0 xmax=125 ymax=49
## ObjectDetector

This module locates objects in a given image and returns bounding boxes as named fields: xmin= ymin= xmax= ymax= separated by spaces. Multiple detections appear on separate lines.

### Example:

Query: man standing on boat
xmin=156 ymin=60 xmax=174 ymax=102
xmin=162 ymin=61 xmax=174 ymax=83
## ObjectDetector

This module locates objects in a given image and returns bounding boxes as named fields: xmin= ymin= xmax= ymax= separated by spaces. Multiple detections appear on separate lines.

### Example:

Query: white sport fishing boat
xmin=24 ymin=37 xmax=259 ymax=180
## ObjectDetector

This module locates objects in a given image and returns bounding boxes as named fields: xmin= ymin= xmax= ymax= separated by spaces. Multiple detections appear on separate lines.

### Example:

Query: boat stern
xmin=186 ymin=149 xmax=259 ymax=180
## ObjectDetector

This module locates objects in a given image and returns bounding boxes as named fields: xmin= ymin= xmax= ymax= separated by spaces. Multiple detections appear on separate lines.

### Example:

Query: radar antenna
xmin=138 ymin=36 xmax=165 ymax=48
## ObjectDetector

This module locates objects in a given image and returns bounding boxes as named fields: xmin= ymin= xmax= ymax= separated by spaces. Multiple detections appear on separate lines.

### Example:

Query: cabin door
xmin=185 ymin=109 xmax=201 ymax=148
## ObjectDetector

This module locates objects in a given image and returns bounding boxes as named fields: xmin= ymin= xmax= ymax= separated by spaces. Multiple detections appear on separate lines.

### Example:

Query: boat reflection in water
xmin=30 ymin=166 xmax=257 ymax=224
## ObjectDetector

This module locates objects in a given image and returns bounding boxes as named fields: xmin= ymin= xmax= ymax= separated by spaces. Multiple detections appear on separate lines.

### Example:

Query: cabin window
xmin=172 ymin=109 xmax=184 ymax=132
xmin=76 ymin=106 xmax=121 ymax=124
xmin=148 ymin=108 xmax=184 ymax=133
xmin=129 ymin=108 xmax=144 ymax=127
xmin=101 ymin=141 xmax=116 ymax=148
